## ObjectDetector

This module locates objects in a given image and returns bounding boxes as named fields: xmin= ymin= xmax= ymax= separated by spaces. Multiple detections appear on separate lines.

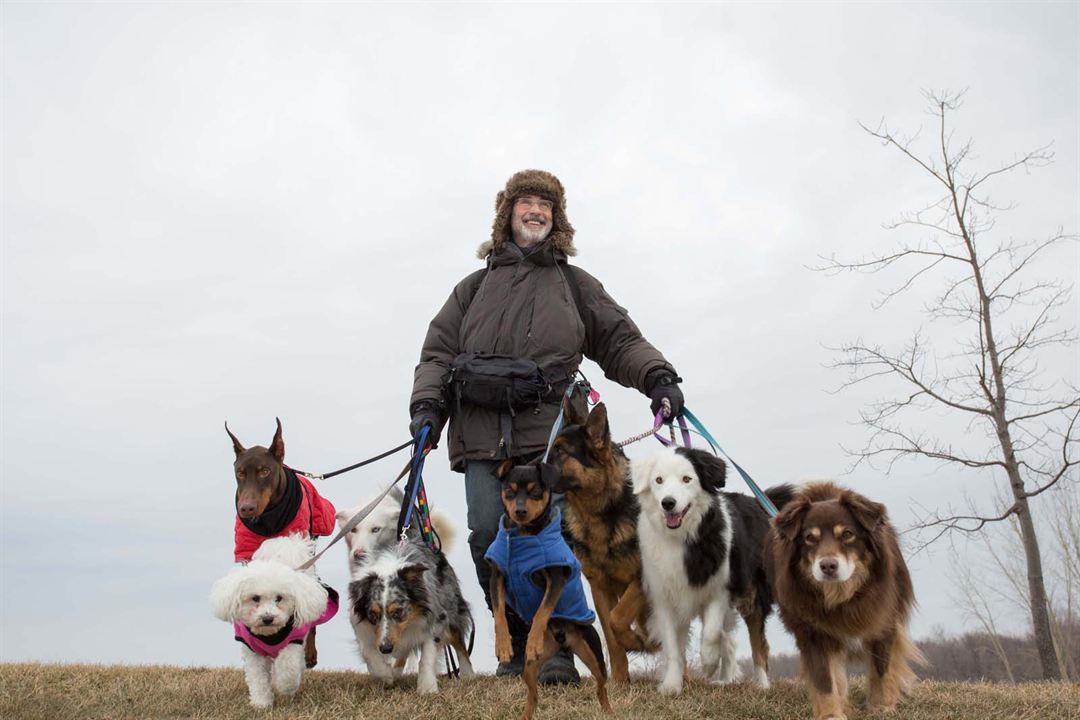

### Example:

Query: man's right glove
xmin=409 ymin=400 xmax=446 ymax=446
xmin=645 ymin=370 xmax=685 ymax=420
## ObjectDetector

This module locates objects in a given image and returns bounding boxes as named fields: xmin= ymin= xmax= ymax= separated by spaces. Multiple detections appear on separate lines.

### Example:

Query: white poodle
xmin=210 ymin=535 xmax=338 ymax=708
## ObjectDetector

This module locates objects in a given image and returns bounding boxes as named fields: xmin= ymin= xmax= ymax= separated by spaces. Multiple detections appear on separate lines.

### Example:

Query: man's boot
xmin=538 ymin=648 xmax=581 ymax=686
xmin=495 ymin=609 xmax=528 ymax=677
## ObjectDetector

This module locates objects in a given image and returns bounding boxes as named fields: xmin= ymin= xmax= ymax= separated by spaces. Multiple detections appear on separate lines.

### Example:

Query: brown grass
xmin=1 ymin=663 xmax=1077 ymax=720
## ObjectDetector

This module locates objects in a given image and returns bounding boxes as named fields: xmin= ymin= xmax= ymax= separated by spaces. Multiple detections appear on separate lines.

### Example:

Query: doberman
xmin=226 ymin=418 xmax=337 ymax=669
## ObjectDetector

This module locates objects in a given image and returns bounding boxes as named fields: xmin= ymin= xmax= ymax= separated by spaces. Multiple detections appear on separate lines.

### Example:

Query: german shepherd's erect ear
xmin=584 ymin=403 xmax=610 ymax=453
xmin=563 ymin=393 xmax=587 ymax=427
xmin=676 ymin=447 xmax=727 ymax=494
xmin=269 ymin=417 xmax=285 ymax=463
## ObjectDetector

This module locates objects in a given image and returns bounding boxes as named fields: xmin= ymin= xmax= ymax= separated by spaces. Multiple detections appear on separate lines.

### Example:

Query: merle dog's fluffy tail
xmin=582 ymin=623 xmax=607 ymax=679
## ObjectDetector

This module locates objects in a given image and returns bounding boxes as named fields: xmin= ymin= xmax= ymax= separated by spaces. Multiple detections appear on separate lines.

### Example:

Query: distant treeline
xmin=746 ymin=620 xmax=1080 ymax=683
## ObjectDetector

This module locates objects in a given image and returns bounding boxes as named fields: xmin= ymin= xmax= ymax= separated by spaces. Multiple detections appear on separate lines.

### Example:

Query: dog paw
xmin=525 ymin=639 xmax=544 ymax=663
xmin=496 ymin=637 xmax=513 ymax=664
xmin=752 ymin=667 xmax=770 ymax=689
xmin=417 ymin=676 xmax=438 ymax=695
xmin=249 ymin=694 xmax=273 ymax=709
xmin=866 ymin=702 xmax=898 ymax=714
xmin=658 ymin=678 xmax=683 ymax=696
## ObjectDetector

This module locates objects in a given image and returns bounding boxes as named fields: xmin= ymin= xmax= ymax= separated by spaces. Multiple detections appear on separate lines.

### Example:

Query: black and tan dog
xmin=226 ymin=418 xmax=338 ymax=668
xmin=546 ymin=401 xmax=653 ymax=683
xmin=485 ymin=460 xmax=610 ymax=720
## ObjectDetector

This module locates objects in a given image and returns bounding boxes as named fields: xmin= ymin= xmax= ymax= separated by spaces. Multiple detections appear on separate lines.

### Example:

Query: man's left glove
xmin=645 ymin=370 xmax=684 ymax=420
xmin=409 ymin=401 xmax=446 ymax=446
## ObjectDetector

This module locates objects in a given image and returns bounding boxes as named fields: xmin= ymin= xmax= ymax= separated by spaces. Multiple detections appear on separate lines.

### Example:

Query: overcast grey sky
xmin=2 ymin=2 xmax=1077 ymax=674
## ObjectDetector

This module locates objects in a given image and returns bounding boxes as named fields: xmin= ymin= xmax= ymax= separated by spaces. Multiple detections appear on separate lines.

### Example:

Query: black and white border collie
xmin=633 ymin=446 xmax=793 ymax=695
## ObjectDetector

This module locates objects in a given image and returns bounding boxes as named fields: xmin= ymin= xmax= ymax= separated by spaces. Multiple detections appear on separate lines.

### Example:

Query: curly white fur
xmin=210 ymin=535 xmax=327 ymax=708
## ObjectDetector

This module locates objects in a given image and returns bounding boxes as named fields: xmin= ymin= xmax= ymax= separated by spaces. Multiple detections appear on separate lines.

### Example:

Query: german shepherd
xmin=546 ymin=400 xmax=653 ymax=683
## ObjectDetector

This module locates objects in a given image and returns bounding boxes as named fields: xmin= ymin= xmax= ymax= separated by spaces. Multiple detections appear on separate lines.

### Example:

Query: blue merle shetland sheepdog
xmin=632 ymin=446 xmax=794 ymax=695
xmin=348 ymin=541 xmax=474 ymax=694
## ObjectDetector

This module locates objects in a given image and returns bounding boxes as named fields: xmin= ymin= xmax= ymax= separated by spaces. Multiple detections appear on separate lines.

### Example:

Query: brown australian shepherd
xmin=547 ymin=400 xmax=654 ymax=683
xmin=764 ymin=482 xmax=925 ymax=720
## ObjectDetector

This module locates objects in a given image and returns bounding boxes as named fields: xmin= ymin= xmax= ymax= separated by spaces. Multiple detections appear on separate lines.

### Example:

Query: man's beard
xmin=511 ymin=216 xmax=552 ymax=246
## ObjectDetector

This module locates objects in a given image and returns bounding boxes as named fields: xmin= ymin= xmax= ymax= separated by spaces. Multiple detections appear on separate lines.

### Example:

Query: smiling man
xmin=408 ymin=169 xmax=684 ymax=682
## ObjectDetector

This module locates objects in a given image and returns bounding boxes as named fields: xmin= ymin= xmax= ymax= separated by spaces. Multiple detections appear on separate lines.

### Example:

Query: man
xmin=409 ymin=169 xmax=684 ymax=683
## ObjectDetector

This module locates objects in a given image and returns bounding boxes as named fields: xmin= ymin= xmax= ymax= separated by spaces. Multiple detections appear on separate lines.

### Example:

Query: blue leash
xmin=398 ymin=425 xmax=430 ymax=540
xmin=680 ymin=407 xmax=778 ymax=518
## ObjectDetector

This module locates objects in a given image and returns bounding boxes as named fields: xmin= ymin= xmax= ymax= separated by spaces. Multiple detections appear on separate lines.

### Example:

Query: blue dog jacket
xmin=484 ymin=508 xmax=595 ymax=624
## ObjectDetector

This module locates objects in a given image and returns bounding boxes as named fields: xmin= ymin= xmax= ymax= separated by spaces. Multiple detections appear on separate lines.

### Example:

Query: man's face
xmin=510 ymin=194 xmax=553 ymax=247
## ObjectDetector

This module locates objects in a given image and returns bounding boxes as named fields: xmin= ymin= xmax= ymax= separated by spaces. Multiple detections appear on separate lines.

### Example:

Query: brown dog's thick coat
xmin=764 ymin=482 xmax=924 ymax=720
xmin=548 ymin=401 xmax=654 ymax=683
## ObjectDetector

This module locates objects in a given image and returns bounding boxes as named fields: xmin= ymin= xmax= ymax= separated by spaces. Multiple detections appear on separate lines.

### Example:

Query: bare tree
xmin=819 ymin=90 xmax=1079 ymax=680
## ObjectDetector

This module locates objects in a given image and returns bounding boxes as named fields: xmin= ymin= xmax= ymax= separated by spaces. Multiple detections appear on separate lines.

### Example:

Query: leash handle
xmin=681 ymin=407 xmax=778 ymax=518
xmin=398 ymin=426 xmax=430 ymax=537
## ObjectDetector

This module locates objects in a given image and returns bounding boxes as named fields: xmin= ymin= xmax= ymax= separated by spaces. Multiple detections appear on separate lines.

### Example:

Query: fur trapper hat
xmin=477 ymin=169 xmax=576 ymax=259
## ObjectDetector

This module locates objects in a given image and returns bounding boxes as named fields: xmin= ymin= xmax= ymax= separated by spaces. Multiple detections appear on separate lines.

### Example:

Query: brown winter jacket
xmin=411 ymin=238 xmax=676 ymax=472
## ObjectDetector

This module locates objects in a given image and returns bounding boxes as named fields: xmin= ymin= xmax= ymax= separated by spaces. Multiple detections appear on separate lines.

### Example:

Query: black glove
xmin=645 ymin=370 xmax=684 ymax=420
xmin=409 ymin=401 xmax=445 ymax=446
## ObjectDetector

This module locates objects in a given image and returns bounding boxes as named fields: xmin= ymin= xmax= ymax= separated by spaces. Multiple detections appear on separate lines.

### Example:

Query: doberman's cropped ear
xmin=495 ymin=459 xmax=515 ymax=481
xmin=584 ymin=402 xmax=610 ymax=452
xmin=678 ymin=448 xmax=727 ymax=494
xmin=563 ymin=393 xmax=586 ymax=426
xmin=269 ymin=417 xmax=284 ymax=463
xmin=772 ymin=494 xmax=811 ymax=544
xmin=225 ymin=422 xmax=245 ymax=457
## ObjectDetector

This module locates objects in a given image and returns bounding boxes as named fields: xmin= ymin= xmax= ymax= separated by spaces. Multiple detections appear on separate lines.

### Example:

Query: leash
xmin=680 ymin=407 xmax=778 ymax=518
xmin=614 ymin=401 xmax=777 ymax=518
xmin=615 ymin=398 xmax=690 ymax=447
xmin=295 ymin=459 xmax=414 ymax=572
xmin=397 ymin=426 xmax=437 ymax=550
xmin=541 ymin=378 xmax=594 ymax=463
xmin=291 ymin=439 xmax=413 ymax=481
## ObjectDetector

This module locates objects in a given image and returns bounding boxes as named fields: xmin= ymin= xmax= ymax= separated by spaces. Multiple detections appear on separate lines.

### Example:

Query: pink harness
xmin=233 ymin=586 xmax=339 ymax=658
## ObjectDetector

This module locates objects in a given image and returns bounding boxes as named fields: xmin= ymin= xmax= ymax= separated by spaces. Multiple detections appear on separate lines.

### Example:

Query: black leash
xmin=292 ymin=439 xmax=413 ymax=481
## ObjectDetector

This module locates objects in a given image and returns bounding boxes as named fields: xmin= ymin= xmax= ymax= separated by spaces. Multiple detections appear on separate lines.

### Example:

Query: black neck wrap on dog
xmin=238 ymin=467 xmax=303 ymax=537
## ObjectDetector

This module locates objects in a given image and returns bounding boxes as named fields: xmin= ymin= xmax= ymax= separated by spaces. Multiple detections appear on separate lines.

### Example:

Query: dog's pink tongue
xmin=665 ymin=512 xmax=683 ymax=529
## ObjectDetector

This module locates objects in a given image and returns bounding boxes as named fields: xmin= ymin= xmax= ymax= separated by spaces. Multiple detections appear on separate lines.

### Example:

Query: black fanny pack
xmin=448 ymin=353 xmax=569 ymax=413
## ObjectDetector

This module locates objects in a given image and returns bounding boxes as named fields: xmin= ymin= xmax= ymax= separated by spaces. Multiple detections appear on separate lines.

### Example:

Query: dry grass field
xmin=2 ymin=663 xmax=1078 ymax=720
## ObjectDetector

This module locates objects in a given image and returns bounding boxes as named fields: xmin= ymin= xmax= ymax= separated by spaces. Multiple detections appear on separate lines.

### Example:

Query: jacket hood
xmin=477 ymin=169 xmax=576 ymax=259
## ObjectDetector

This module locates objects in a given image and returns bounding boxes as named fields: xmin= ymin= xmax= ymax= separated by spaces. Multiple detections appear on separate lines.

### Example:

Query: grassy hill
xmin=2 ymin=663 xmax=1077 ymax=720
